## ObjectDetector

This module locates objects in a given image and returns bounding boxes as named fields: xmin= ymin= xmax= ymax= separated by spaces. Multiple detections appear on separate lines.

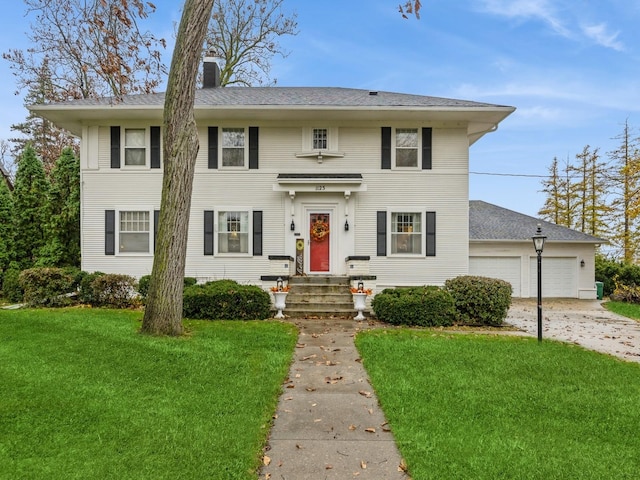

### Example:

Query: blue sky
xmin=1 ymin=0 xmax=639 ymax=217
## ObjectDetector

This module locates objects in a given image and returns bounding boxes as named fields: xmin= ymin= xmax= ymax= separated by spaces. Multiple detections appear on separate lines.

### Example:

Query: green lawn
xmin=0 ymin=308 xmax=297 ymax=480
xmin=356 ymin=330 xmax=640 ymax=480
xmin=605 ymin=300 xmax=640 ymax=320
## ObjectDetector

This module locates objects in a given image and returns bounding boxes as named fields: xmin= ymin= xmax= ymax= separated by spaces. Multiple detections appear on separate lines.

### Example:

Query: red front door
xmin=309 ymin=213 xmax=330 ymax=272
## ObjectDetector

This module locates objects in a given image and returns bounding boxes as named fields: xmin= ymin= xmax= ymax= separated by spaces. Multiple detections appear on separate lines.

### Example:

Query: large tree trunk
xmin=141 ymin=0 xmax=215 ymax=335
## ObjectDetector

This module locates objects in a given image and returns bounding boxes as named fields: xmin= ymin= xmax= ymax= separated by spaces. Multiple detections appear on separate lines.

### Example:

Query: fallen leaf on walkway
xmin=286 ymin=384 xmax=295 ymax=389
xmin=359 ymin=390 xmax=372 ymax=398
xmin=361 ymin=460 xmax=367 ymax=469
xmin=296 ymin=444 xmax=303 ymax=449
xmin=326 ymin=464 xmax=333 ymax=470
xmin=398 ymin=459 xmax=408 ymax=472
xmin=314 ymin=418 xmax=322 ymax=422
xmin=264 ymin=474 xmax=271 ymax=480
xmin=301 ymin=354 xmax=316 ymax=360
xmin=263 ymin=455 xmax=271 ymax=466
xmin=296 ymin=343 xmax=306 ymax=348
xmin=326 ymin=360 xmax=337 ymax=366
xmin=295 ymin=374 xmax=301 ymax=378
xmin=306 ymin=387 xmax=316 ymax=392
xmin=364 ymin=427 xmax=376 ymax=433
xmin=349 ymin=424 xmax=357 ymax=430
xmin=324 ymin=376 xmax=343 ymax=384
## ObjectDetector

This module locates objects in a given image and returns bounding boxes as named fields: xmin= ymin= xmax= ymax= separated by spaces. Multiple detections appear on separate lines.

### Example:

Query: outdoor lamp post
xmin=532 ymin=224 xmax=547 ymax=342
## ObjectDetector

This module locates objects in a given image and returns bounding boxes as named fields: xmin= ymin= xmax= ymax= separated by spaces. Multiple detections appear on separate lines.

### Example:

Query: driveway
xmin=506 ymin=298 xmax=640 ymax=363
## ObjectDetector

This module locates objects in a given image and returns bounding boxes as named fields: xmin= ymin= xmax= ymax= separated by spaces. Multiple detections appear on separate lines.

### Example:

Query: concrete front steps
xmin=284 ymin=275 xmax=358 ymax=319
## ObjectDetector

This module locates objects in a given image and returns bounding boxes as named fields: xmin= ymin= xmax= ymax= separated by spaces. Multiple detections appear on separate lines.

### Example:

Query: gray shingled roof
xmin=50 ymin=87 xmax=511 ymax=109
xmin=470 ymin=200 xmax=605 ymax=243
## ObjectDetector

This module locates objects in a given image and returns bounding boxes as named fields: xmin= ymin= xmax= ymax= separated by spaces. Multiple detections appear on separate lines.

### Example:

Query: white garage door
xmin=469 ymin=256 xmax=521 ymax=297
xmin=529 ymin=257 xmax=577 ymax=298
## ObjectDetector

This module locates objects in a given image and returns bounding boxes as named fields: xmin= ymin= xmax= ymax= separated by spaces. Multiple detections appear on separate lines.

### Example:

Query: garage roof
xmin=470 ymin=200 xmax=606 ymax=243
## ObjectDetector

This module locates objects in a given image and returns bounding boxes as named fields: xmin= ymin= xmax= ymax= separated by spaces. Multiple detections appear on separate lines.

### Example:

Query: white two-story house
xmin=31 ymin=59 xmax=601 ymax=298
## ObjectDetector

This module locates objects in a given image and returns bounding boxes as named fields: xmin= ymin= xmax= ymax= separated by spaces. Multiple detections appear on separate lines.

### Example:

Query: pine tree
xmin=38 ymin=147 xmax=80 ymax=267
xmin=13 ymin=144 xmax=49 ymax=269
xmin=0 ymin=179 xmax=15 ymax=276
xmin=607 ymin=121 xmax=640 ymax=262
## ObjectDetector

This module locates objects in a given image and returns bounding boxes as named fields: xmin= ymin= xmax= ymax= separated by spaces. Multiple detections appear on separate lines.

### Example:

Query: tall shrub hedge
xmin=18 ymin=267 xmax=75 ymax=307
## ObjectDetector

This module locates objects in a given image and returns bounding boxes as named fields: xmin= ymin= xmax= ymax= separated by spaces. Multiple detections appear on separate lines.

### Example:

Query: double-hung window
xmin=395 ymin=128 xmax=419 ymax=167
xmin=218 ymin=211 xmax=249 ymax=253
xmin=222 ymin=128 xmax=246 ymax=167
xmin=124 ymin=128 xmax=146 ymax=166
xmin=391 ymin=212 xmax=422 ymax=254
xmin=119 ymin=210 xmax=150 ymax=253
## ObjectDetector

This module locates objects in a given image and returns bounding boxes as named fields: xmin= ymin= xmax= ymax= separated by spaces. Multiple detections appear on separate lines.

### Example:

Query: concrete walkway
xmin=260 ymin=318 xmax=409 ymax=479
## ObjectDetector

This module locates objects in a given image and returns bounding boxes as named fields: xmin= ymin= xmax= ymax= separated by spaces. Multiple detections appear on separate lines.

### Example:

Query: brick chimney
xmin=203 ymin=53 xmax=221 ymax=88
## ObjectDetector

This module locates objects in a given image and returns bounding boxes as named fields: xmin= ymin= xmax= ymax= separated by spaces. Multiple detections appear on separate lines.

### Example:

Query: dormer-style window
xmin=222 ymin=128 xmax=246 ymax=167
xmin=296 ymin=127 xmax=343 ymax=162
xmin=313 ymin=128 xmax=328 ymax=150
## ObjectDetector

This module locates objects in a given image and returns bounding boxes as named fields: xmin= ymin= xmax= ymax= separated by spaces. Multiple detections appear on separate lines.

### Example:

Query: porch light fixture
xmin=290 ymin=220 xmax=295 ymax=231
xmin=532 ymin=224 xmax=547 ymax=343
xmin=580 ymin=259 xmax=585 ymax=268
xmin=344 ymin=219 xmax=349 ymax=231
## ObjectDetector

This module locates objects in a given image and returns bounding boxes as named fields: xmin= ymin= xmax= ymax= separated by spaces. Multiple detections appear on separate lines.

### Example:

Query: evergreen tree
xmin=0 ymin=179 xmax=15 ymax=276
xmin=13 ymin=144 xmax=49 ymax=269
xmin=38 ymin=147 xmax=80 ymax=267
xmin=607 ymin=121 xmax=640 ymax=262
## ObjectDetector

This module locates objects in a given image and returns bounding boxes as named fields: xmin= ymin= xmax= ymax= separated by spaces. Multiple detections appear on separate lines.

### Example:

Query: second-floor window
xmin=124 ymin=128 xmax=146 ymax=166
xmin=395 ymin=128 xmax=418 ymax=167
xmin=313 ymin=128 xmax=328 ymax=150
xmin=222 ymin=128 xmax=246 ymax=167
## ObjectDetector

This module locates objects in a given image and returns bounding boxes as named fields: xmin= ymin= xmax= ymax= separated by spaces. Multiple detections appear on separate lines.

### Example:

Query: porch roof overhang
xmin=273 ymin=173 xmax=366 ymax=193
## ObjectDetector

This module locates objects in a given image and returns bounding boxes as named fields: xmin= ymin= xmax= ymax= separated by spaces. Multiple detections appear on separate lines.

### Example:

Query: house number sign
xmin=315 ymin=185 xmax=326 ymax=191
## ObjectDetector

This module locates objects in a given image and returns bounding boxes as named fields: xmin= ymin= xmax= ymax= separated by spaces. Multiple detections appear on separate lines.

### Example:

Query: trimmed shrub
xmin=19 ymin=267 xmax=75 ymax=307
xmin=77 ymin=271 xmax=105 ymax=305
xmin=137 ymin=274 xmax=151 ymax=298
xmin=138 ymin=275 xmax=198 ymax=300
xmin=444 ymin=275 xmax=512 ymax=326
xmin=2 ymin=265 xmax=23 ymax=303
xmin=90 ymin=274 xmax=138 ymax=308
xmin=372 ymin=286 xmax=457 ymax=327
xmin=183 ymin=280 xmax=271 ymax=320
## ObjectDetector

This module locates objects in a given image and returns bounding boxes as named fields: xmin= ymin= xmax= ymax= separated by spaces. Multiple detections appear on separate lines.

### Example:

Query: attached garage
xmin=469 ymin=201 xmax=605 ymax=299
xmin=529 ymin=257 xmax=578 ymax=298
xmin=469 ymin=256 xmax=521 ymax=296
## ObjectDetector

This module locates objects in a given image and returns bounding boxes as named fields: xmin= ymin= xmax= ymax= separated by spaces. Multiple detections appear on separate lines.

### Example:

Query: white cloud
xmin=582 ymin=23 xmax=624 ymax=51
xmin=478 ymin=0 xmax=570 ymax=36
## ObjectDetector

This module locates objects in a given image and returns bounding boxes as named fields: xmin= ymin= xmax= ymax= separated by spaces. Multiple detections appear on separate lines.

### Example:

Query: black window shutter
xmin=426 ymin=211 xmax=436 ymax=256
xmin=204 ymin=210 xmax=214 ymax=255
xmin=208 ymin=127 xmax=218 ymax=169
xmin=154 ymin=210 xmax=160 ymax=252
xmin=381 ymin=127 xmax=391 ymax=169
xmin=253 ymin=210 xmax=263 ymax=256
xmin=249 ymin=127 xmax=259 ymax=169
xmin=150 ymin=126 xmax=161 ymax=169
xmin=376 ymin=211 xmax=387 ymax=256
xmin=110 ymin=126 xmax=121 ymax=168
xmin=422 ymin=127 xmax=432 ymax=170
xmin=105 ymin=210 xmax=115 ymax=255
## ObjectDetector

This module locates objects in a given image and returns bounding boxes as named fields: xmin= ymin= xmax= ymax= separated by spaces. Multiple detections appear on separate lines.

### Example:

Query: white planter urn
xmin=273 ymin=291 xmax=288 ymax=319
xmin=352 ymin=292 xmax=368 ymax=320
